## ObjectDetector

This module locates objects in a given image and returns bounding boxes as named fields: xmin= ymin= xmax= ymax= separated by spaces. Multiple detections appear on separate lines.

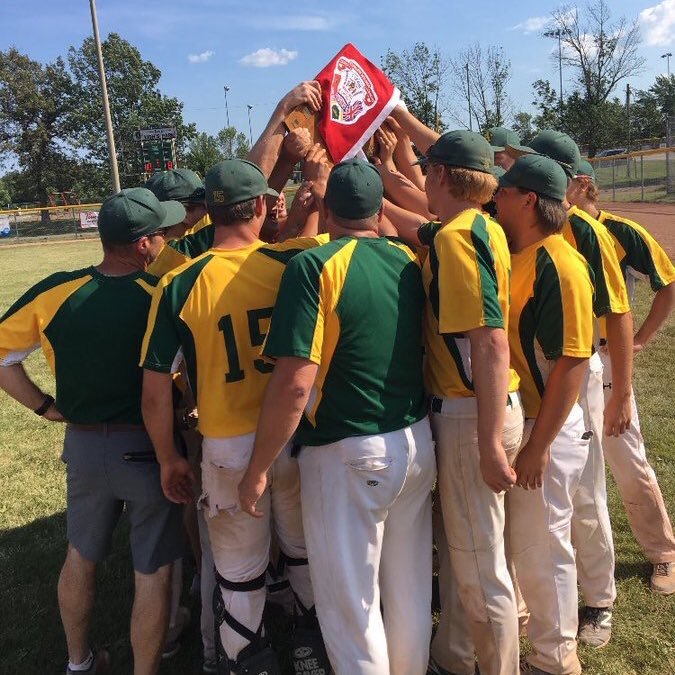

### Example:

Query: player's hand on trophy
xmin=281 ymin=81 xmax=322 ymax=114
xmin=376 ymin=125 xmax=398 ymax=171
xmin=283 ymin=127 xmax=313 ymax=162
xmin=238 ymin=470 xmax=268 ymax=518
xmin=303 ymin=144 xmax=330 ymax=200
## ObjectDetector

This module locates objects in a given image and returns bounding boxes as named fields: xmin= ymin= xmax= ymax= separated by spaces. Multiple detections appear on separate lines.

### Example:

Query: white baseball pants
xmin=571 ymin=352 xmax=617 ymax=607
xmin=598 ymin=349 xmax=675 ymax=563
xmin=200 ymin=435 xmax=313 ymax=668
xmin=509 ymin=404 xmax=590 ymax=675
xmin=298 ymin=418 xmax=436 ymax=675
xmin=430 ymin=393 xmax=524 ymax=675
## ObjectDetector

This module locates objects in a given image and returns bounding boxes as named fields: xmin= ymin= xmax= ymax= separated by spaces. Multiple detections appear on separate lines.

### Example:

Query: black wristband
xmin=34 ymin=394 xmax=55 ymax=416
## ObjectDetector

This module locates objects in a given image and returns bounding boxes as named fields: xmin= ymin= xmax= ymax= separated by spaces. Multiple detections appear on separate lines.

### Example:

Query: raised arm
xmin=389 ymin=104 xmax=439 ymax=155
xmin=247 ymin=81 xmax=321 ymax=178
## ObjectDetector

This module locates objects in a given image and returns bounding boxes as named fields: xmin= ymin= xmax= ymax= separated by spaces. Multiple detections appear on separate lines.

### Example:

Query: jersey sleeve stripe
xmin=470 ymin=215 xmax=504 ymax=328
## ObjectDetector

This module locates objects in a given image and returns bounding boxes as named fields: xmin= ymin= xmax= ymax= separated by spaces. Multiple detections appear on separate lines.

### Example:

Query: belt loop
xmin=430 ymin=397 xmax=443 ymax=414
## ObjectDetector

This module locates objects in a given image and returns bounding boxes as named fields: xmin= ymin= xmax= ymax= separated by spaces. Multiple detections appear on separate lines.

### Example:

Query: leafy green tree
xmin=512 ymin=112 xmax=534 ymax=143
xmin=66 ymin=33 xmax=197 ymax=194
xmin=0 ymin=49 xmax=79 ymax=205
xmin=382 ymin=43 xmax=449 ymax=131
xmin=217 ymin=126 xmax=250 ymax=159
xmin=0 ymin=177 xmax=11 ymax=206
xmin=184 ymin=133 xmax=224 ymax=176
xmin=531 ymin=79 xmax=562 ymax=131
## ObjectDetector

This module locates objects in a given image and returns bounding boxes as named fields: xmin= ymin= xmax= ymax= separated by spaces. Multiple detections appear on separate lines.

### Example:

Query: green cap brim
xmin=181 ymin=187 xmax=206 ymax=204
xmin=159 ymin=200 xmax=187 ymax=228
xmin=266 ymin=187 xmax=280 ymax=198
xmin=491 ymin=145 xmax=506 ymax=152
xmin=505 ymin=143 xmax=536 ymax=158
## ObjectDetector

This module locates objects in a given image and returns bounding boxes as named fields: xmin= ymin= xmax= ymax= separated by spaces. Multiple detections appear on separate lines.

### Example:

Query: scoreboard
xmin=135 ymin=127 xmax=178 ymax=176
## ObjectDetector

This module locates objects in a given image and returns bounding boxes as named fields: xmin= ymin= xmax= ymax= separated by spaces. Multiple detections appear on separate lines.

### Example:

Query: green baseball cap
xmin=507 ymin=130 xmax=580 ymax=177
xmin=486 ymin=127 xmax=520 ymax=152
xmin=98 ymin=188 xmax=186 ymax=244
xmin=416 ymin=130 xmax=494 ymax=174
xmin=145 ymin=168 xmax=205 ymax=203
xmin=499 ymin=154 xmax=568 ymax=201
xmin=325 ymin=159 xmax=383 ymax=220
xmin=204 ymin=159 xmax=278 ymax=207
xmin=490 ymin=165 xmax=506 ymax=179
xmin=575 ymin=159 xmax=596 ymax=181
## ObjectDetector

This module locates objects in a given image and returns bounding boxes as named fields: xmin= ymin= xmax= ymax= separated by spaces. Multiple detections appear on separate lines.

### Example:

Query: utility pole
xmin=544 ymin=29 xmax=565 ymax=120
xmin=223 ymin=86 xmax=231 ymax=128
xmin=662 ymin=52 xmax=672 ymax=77
xmin=626 ymin=83 xmax=632 ymax=179
xmin=465 ymin=63 xmax=472 ymax=131
xmin=89 ymin=0 xmax=120 ymax=193
xmin=247 ymin=105 xmax=254 ymax=146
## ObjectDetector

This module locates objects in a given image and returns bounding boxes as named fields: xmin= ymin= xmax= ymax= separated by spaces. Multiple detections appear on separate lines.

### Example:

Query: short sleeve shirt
xmin=508 ymin=234 xmax=594 ymax=418
xmin=263 ymin=236 xmax=428 ymax=446
xmin=418 ymin=208 xmax=520 ymax=399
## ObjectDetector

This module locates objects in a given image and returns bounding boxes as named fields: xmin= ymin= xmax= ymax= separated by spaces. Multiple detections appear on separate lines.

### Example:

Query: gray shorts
xmin=62 ymin=426 xmax=186 ymax=573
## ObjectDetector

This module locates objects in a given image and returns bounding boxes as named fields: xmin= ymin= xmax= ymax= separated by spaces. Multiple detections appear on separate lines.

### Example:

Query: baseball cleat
xmin=651 ymin=562 xmax=675 ymax=595
xmin=578 ymin=606 xmax=612 ymax=648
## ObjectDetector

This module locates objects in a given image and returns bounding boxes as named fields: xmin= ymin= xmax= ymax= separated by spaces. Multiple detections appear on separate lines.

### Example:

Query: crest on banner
xmin=330 ymin=57 xmax=377 ymax=125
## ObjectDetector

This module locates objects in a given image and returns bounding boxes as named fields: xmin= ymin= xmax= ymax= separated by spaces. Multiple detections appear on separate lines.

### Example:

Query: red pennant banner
xmin=315 ymin=43 xmax=400 ymax=163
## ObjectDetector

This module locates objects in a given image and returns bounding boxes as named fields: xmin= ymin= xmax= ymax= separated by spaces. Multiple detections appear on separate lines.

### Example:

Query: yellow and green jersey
xmin=0 ymin=268 xmax=158 ymax=424
xmin=598 ymin=210 xmax=675 ymax=301
xmin=508 ymin=234 xmax=594 ymax=418
xmin=148 ymin=214 xmax=214 ymax=278
xmin=141 ymin=237 xmax=325 ymax=438
xmin=263 ymin=236 xmax=427 ymax=446
xmin=563 ymin=206 xmax=630 ymax=317
xmin=418 ymin=209 xmax=520 ymax=399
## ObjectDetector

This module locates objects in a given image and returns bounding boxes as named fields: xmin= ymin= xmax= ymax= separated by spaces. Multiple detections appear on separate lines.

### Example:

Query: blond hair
xmin=443 ymin=166 xmax=498 ymax=204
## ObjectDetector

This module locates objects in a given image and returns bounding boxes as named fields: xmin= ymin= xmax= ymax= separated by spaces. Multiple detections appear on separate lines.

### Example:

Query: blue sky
xmin=2 ymin=0 xmax=674 ymax=139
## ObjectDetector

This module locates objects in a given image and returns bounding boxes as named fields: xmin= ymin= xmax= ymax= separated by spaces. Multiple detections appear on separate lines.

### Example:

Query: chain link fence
xmin=589 ymin=142 xmax=675 ymax=202
xmin=0 ymin=204 xmax=102 ymax=245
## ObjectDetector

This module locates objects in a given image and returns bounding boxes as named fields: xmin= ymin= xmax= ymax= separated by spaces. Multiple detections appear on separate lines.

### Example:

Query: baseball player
xmin=238 ymin=159 xmax=434 ymax=675
xmin=140 ymin=158 xmax=329 ymax=675
xmin=389 ymin=106 xmax=524 ymax=675
xmin=0 ymin=188 xmax=188 ymax=675
xmin=494 ymin=154 xmax=594 ymax=675
xmin=568 ymin=160 xmax=675 ymax=594
xmin=507 ymin=131 xmax=632 ymax=647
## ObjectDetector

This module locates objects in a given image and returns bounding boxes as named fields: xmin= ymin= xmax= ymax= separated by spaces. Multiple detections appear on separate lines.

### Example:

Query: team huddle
xmin=0 ymin=79 xmax=673 ymax=675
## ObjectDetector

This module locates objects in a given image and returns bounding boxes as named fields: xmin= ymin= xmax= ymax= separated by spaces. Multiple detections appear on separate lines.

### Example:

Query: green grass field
xmin=0 ymin=239 xmax=674 ymax=674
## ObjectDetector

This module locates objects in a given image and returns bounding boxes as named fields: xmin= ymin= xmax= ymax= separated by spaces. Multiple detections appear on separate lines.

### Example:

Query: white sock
xmin=68 ymin=651 xmax=94 ymax=671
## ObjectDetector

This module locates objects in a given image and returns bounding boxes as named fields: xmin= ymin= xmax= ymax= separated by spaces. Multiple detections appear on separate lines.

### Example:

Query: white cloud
xmin=188 ymin=50 xmax=215 ymax=64
xmin=640 ymin=0 xmax=675 ymax=46
xmin=244 ymin=14 xmax=336 ymax=31
xmin=239 ymin=48 xmax=298 ymax=68
xmin=512 ymin=16 xmax=550 ymax=33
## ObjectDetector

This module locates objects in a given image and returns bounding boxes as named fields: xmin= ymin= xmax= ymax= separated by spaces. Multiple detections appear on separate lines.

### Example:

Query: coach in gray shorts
xmin=0 ymin=188 xmax=187 ymax=675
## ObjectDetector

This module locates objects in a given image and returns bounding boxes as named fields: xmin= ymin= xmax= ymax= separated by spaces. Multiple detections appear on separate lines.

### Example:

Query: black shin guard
xmin=213 ymin=569 xmax=281 ymax=675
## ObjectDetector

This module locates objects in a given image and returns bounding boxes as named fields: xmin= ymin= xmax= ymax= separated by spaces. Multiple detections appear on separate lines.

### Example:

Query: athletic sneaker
xmin=651 ymin=562 xmax=675 ymax=595
xmin=66 ymin=649 xmax=110 ymax=674
xmin=577 ymin=606 xmax=612 ymax=648
xmin=162 ymin=606 xmax=191 ymax=659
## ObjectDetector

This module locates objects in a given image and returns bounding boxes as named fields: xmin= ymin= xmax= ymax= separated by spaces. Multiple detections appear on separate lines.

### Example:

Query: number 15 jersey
xmin=140 ymin=236 xmax=325 ymax=438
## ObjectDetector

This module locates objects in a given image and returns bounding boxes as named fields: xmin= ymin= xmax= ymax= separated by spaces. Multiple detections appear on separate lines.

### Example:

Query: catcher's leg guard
xmin=213 ymin=570 xmax=281 ymax=675
xmin=284 ymin=555 xmax=332 ymax=675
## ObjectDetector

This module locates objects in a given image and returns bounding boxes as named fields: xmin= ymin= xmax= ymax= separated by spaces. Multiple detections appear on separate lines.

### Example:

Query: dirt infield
xmin=600 ymin=201 xmax=675 ymax=258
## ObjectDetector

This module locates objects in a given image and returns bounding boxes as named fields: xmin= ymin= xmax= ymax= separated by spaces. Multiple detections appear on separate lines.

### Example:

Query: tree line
xmin=382 ymin=0 xmax=674 ymax=157
xmin=0 ymin=33 xmax=249 ymax=207
xmin=1 ymin=0 xmax=674 ymax=207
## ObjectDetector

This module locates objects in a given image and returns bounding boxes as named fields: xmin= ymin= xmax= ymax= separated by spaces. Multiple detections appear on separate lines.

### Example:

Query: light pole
xmin=89 ymin=0 xmax=120 ymax=193
xmin=247 ymin=105 xmax=254 ymax=146
xmin=465 ymin=63 xmax=472 ymax=130
xmin=223 ymin=86 xmax=231 ymax=128
xmin=662 ymin=52 xmax=672 ymax=77
xmin=544 ymin=28 xmax=565 ymax=119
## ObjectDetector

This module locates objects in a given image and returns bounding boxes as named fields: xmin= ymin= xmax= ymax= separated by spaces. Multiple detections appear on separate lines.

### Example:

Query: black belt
xmin=67 ymin=423 xmax=145 ymax=432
